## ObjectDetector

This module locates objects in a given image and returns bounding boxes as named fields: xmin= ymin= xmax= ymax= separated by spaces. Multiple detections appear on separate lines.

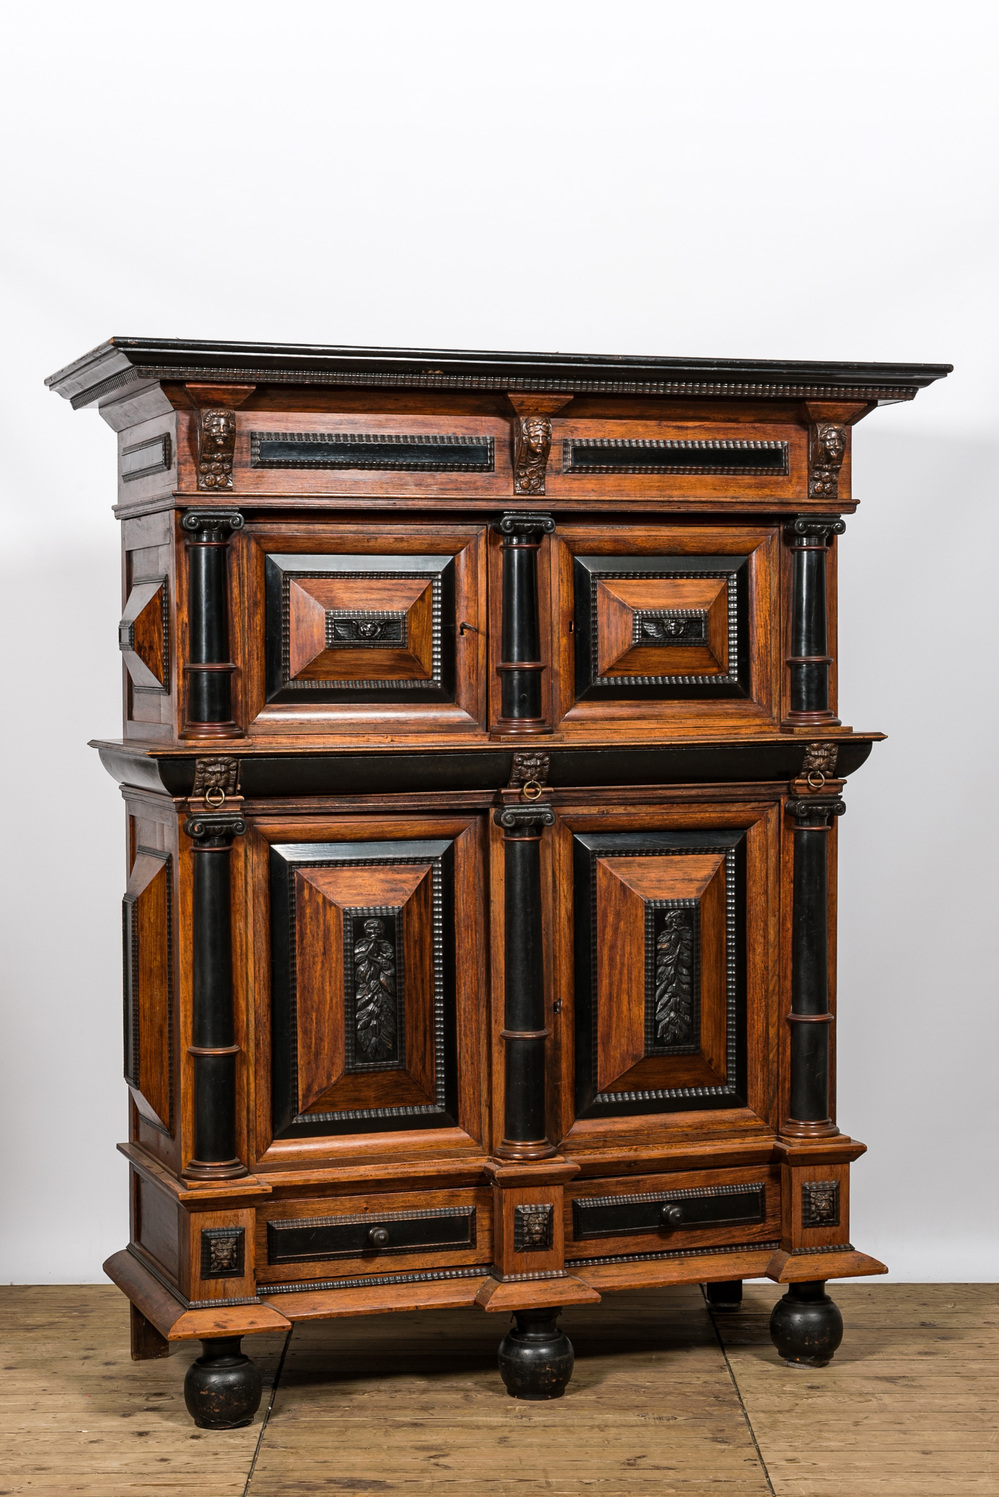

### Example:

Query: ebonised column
xmin=181 ymin=509 xmax=244 ymax=738
xmin=494 ymin=512 xmax=555 ymax=734
xmin=784 ymin=516 xmax=845 ymax=727
xmin=783 ymin=796 xmax=845 ymax=1140
xmin=495 ymin=803 xmax=556 ymax=1158
xmin=183 ymin=812 xmax=247 ymax=1179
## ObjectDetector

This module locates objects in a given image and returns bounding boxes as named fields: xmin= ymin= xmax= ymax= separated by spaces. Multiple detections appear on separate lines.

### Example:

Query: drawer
xmin=542 ymin=417 xmax=807 ymax=503
xmin=257 ymin=1187 xmax=493 ymax=1284
xmin=566 ymin=1168 xmax=781 ymax=1263
xmin=552 ymin=523 xmax=782 ymax=729
xmin=228 ymin=411 xmax=514 ymax=500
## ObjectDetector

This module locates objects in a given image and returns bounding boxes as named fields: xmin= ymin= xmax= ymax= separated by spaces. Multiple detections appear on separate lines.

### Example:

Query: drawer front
xmin=566 ymin=1168 xmax=781 ymax=1263
xmin=257 ymin=1187 xmax=492 ymax=1284
xmin=227 ymin=411 xmax=515 ymax=499
xmin=543 ymin=418 xmax=807 ymax=504
xmin=267 ymin=1204 xmax=476 ymax=1264
xmin=573 ymin=1184 xmax=765 ymax=1240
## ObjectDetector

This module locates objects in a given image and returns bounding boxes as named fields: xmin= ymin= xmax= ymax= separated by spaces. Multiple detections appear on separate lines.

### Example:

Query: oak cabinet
xmin=47 ymin=337 xmax=949 ymax=1425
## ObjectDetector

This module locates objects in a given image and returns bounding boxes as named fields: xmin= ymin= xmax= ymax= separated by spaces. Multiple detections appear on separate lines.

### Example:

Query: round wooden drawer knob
xmin=660 ymin=1205 xmax=684 ymax=1228
xmin=367 ymin=1226 xmax=391 ymax=1247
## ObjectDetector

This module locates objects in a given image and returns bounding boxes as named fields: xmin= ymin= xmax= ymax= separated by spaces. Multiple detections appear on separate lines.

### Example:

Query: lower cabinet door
xmin=557 ymin=796 xmax=781 ymax=1143
xmin=254 ymin=813 xmax=486 ymax=1150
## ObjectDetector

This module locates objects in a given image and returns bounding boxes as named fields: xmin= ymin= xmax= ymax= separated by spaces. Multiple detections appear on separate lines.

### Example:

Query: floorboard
xmin=0 ymin=1283 xmax=994 ymax=1495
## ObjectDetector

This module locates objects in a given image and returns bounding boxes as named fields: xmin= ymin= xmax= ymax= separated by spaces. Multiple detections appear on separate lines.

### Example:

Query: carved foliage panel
xmin=573 ymin=828 xmax=746 ymax=1119
xmin=269 ymin=837 xmax=457 ymax=1137
xmin=122 ymin=851 xmax=174 ymax=1134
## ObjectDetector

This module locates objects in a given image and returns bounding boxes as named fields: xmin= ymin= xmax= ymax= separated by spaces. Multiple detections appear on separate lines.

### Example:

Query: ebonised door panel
xmin=552 ymin=797 xmax=781 ymax=1149
xmin=552 ymin=524 xmax=782 ymax=730
xmin=239 ymin=523 xmax=487 ymax=735
xmin=254 ymin=814 xmax=487 ymax=1155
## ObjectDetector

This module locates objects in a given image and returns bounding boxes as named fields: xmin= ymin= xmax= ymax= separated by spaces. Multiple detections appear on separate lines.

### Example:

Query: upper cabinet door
xmin=238 ymin=522 xmax=487 ymax=736
xmin=552 ymin=523 xmax=782 ymax=732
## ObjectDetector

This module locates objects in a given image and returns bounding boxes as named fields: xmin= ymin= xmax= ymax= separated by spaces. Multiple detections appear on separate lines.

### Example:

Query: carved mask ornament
xmin=513 ymin=416 xmax=553 ymax=496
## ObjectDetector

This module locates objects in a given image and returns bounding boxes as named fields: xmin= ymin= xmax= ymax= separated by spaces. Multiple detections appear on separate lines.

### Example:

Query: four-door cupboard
xmin=46 ymin=338 xmax=949 ymax=1426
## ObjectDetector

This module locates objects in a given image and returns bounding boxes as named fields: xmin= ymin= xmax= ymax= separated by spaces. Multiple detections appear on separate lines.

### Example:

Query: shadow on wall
xmin=837 ymin=426 xmax=999 ymax=1279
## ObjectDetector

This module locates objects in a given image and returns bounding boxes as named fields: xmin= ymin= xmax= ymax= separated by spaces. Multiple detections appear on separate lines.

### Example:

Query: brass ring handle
xmin=521 ymin=780 xmax=544 ymax=801
xmin=806 ymin=771 xmax=827 ymax=790
xmin=204 ymin=786 xmax=226 ymax=808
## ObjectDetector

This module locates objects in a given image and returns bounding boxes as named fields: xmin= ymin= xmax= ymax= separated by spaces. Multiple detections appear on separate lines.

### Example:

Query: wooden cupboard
xmin=47 ymin=339 xmax=949 ymax=1425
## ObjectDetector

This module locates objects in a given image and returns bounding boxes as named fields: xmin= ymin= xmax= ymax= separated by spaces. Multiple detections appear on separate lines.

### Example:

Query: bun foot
xmin=498 ymin=1310 xmax=574 ymax=1400
xmin=705 ymin=1279 xmax=743 ymax=1313
xmin=769 ymin=1280 xmax=843 ymax=1368
xmin=184 ymin=1337 xmax=262 ymax=1429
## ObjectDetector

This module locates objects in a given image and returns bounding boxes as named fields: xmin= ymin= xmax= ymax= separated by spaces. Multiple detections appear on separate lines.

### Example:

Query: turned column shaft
xmin=496 ymin=804 xmax=556 ymax=1155
xmin=786 ymin=797 xmax=844 ymax=1133
xmin=182 ymin=510 xmax=243 ymax=735
xmin=185 ymin=813 xmax=246 ymax=1177
xmin=495 ymin=512 xmax=555 ymax=731
xmin=785 ymin=517 xmax=845 ymax=724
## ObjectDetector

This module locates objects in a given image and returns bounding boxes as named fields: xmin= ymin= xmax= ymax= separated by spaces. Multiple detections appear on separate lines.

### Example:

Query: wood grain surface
xmin=2 ymin=1283 xmax=995 ymax=1496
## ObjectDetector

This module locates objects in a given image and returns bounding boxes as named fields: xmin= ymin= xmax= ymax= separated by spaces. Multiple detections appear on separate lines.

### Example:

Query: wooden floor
xmin=0 ymin=1283 xmax=995 ymax=1496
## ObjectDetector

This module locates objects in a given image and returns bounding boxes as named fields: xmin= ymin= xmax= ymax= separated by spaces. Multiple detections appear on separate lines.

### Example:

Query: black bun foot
xmin=498 ymin=1310 xmax=574 ymax=1400
xmin=184 ymin=1337 xmax=262 ymax=1429
xmin=769 ymin=1281 xmax=843 ymax=1368
xmin=705 ymin=1279 xmax=743 ymax=1313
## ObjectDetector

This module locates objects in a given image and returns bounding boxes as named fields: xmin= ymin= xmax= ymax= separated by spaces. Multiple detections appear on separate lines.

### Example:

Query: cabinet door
xmin=238 ymin=522 xmax=487 ymax=735
xmin=552 ymin=524 xmax=781 ymax=731
xmin=555 ymin=798 xmax=780 ymax=1147
xmin=256 ymin=814 xmax=486 ymax=1156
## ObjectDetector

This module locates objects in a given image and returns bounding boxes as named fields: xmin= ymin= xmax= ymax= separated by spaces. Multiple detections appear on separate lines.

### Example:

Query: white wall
xmin=1 ymin=0 xmax=995 ymax=1281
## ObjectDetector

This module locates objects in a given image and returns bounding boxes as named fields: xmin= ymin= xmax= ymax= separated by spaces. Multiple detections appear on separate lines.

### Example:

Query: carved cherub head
xmin=522 ymin=417 xmax=550 ymax=457
xmin=202 ymin=408 xmax=235 ymax=452
xmin=818 ymin=424 xmax=845 ymax=465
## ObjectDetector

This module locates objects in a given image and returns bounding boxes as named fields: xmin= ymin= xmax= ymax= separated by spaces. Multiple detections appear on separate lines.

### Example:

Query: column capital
xmin=181 ymin=508 xmax=245 ymax=539
xmin=785 ymin=515 xmax=846 ymax=544
xmin=184 ymin=812 xmax=247 ymax=846
xmin=496 ymin=510 xmax=556 ymax=538
xmin=495 ymin=804 xmax=556 ymax=835
xmin=787 ymin=797 xmax=845 ymax=826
